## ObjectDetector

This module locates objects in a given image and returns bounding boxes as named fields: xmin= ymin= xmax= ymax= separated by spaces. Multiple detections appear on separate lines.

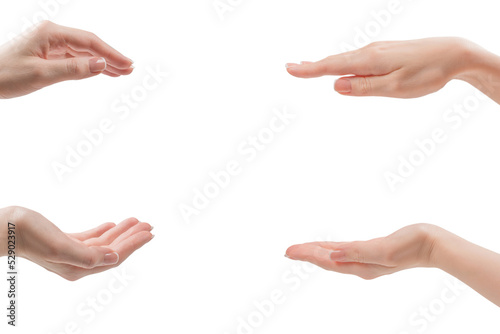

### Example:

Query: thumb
xmin=40 ymin=57 xmax=107 ymax=85
xmin=56 ymin=242 xmax=120 ymax=269
xmin=334 ymin=76 xmax=391 ymax=96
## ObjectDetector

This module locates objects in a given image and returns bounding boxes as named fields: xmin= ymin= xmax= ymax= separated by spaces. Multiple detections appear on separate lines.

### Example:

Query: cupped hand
xmin=285 ymin=224 xmax=440 ymax=280
xmin=0 ymin=20 xmax=134 ymax=99
xmin=8 ymin=206 xmax=153 ymax=281
xmin=286 ymin=37 xmax=478 ymax=98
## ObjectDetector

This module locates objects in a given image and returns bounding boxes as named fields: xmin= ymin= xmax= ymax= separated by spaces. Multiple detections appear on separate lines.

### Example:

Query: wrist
xmin=425 ymin=225 xmax=458 ymax=271
xmin=416 ymin=223 xmax=447 ymax=268
xmin=453 ymin=39 xmax=500 ymax=91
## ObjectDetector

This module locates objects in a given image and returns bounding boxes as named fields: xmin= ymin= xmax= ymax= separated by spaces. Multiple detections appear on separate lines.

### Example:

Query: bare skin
xmin=285 ymin=37 xmax=500 ymax=307
xmin=286 ymin=224 xmax=500 ymax=307
xmin=0 ymin=22 xmax=145 ymax=281
xmin=286 ymin=37 xmax=500 ymax=104
xmin=0 ymin=20 xmax=134 ymax=99
xmin=0 ymin=206 xmax=153 ymax=281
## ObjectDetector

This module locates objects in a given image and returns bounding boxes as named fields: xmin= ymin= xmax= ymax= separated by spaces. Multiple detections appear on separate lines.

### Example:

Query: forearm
xmin=431 ymin=228 xmax=500 ymax=307
xmin=0 ymin=207 xmax=25 ymax=257
xmin=455 ymin=41 xmax=500 ymax=104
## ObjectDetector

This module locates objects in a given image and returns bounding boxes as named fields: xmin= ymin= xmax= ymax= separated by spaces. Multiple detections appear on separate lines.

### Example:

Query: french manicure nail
xmin=150 ymin=234 xmax=155 ymax=240
xmin=104 ymin=252 xmax=119 ymax=265
xmin=89 ymin=57 xmax=106 ymax=73
xmin=284 ymin=254 xmax=289 ymax=258
xmin=150 ymin=225 xmax=154 ymax=231
xmin=285 ymin=63 xmax=299 ymax=69
xmin=335 ymin=78 xmax=351 ymax=94
xmin=330 ymin=250 xmax=343 ymax=261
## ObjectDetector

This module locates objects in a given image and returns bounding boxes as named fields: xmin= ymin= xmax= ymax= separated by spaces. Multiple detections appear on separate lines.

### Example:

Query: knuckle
xmin=30 ymin=65 xmax=47 ymax=81
xmin=367 ymin=41 xmax=383 ymax=48
xmin=365 ymin=41 xmax=387 ymax=53
xmin=382 ymin=246 xmax=397 ymax=265
xmin=358 ymin=77 xmax=372 ymax=95
xmin=66 ymin=58 xmax=86 ymax=77
xmin=351 ymin=243 xmax=364 ymax=263
xmin=87 ymin=33 xmax=100 ymax=48
xmin=81 ymin=253 xmax=97 ymax=269
xmin=87 ymin=32 xmax=98 ymax=40
xmin=34 ymin=20 xmax=53 ymax=34
xmin=364 ymin=45 xmax=381 ymax=58
xmin=339 ymin=52 xmax=355 ymax=66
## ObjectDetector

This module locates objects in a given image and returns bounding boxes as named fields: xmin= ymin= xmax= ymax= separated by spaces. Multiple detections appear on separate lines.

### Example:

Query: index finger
xmin=67 ymin=222 xmax=116 ymax=241
xmin=286 ymin=243 xmax=336 ymax=269
xmin=55 ymin=24 xmax=133 ymax=70
xmin=286 ymin=49 xmax=389 ymax=78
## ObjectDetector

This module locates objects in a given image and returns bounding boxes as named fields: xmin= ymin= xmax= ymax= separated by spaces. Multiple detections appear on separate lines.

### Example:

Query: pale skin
xmin=0 ymin=20 xmax=134 ymax=99
xmin=286 ymin=37 xmax=500 ymax=104
xmin=0 ymin=22 xmax=149 ymax=280
xmin=0 ymin=206 xmax=153 ymax=281
xmin=286 ymin=224 xmax=500 ymax=307
xmin=285 ymin=37 xmax=500 ymax=307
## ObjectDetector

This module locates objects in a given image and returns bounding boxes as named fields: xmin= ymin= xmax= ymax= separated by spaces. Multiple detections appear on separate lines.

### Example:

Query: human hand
xmin=286 ymin=37 xmax=487 ymax=99
xmin=1 ymin=206 xmax=153 ymax=281
xmin=285 ymin=224 xmax=439 ymax=280
xmin=0 ymin=20 xmax=134 ymax=99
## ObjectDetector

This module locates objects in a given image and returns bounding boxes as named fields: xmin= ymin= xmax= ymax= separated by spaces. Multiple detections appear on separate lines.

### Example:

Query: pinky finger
xmin=103 ymin=70 xmax=120 ymax=77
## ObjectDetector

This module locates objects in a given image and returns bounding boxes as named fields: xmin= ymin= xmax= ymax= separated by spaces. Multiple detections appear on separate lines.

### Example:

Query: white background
xmin=1 ymin=0 xmax=500 ymax=333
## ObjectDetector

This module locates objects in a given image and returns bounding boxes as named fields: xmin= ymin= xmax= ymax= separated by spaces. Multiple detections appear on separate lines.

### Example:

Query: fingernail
xmin=150 ymin=234 xmax=155 ymax=240
xmin=90 ymin=57 xmax=107 ymax=73
xmin=330 ymin=250 xmax=344 ymax=261
xmin=150 ymin=225 xmax=154 ymax=231
xmin=285 ymin=63 xmax=299 ymax=69
xmin=335 ymin=78 xmax=351 ymax=94
xmin=284 ymin=254 xmax=289 ymax=258
xmin=104 ymin=252 xmax=119 ymax=265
